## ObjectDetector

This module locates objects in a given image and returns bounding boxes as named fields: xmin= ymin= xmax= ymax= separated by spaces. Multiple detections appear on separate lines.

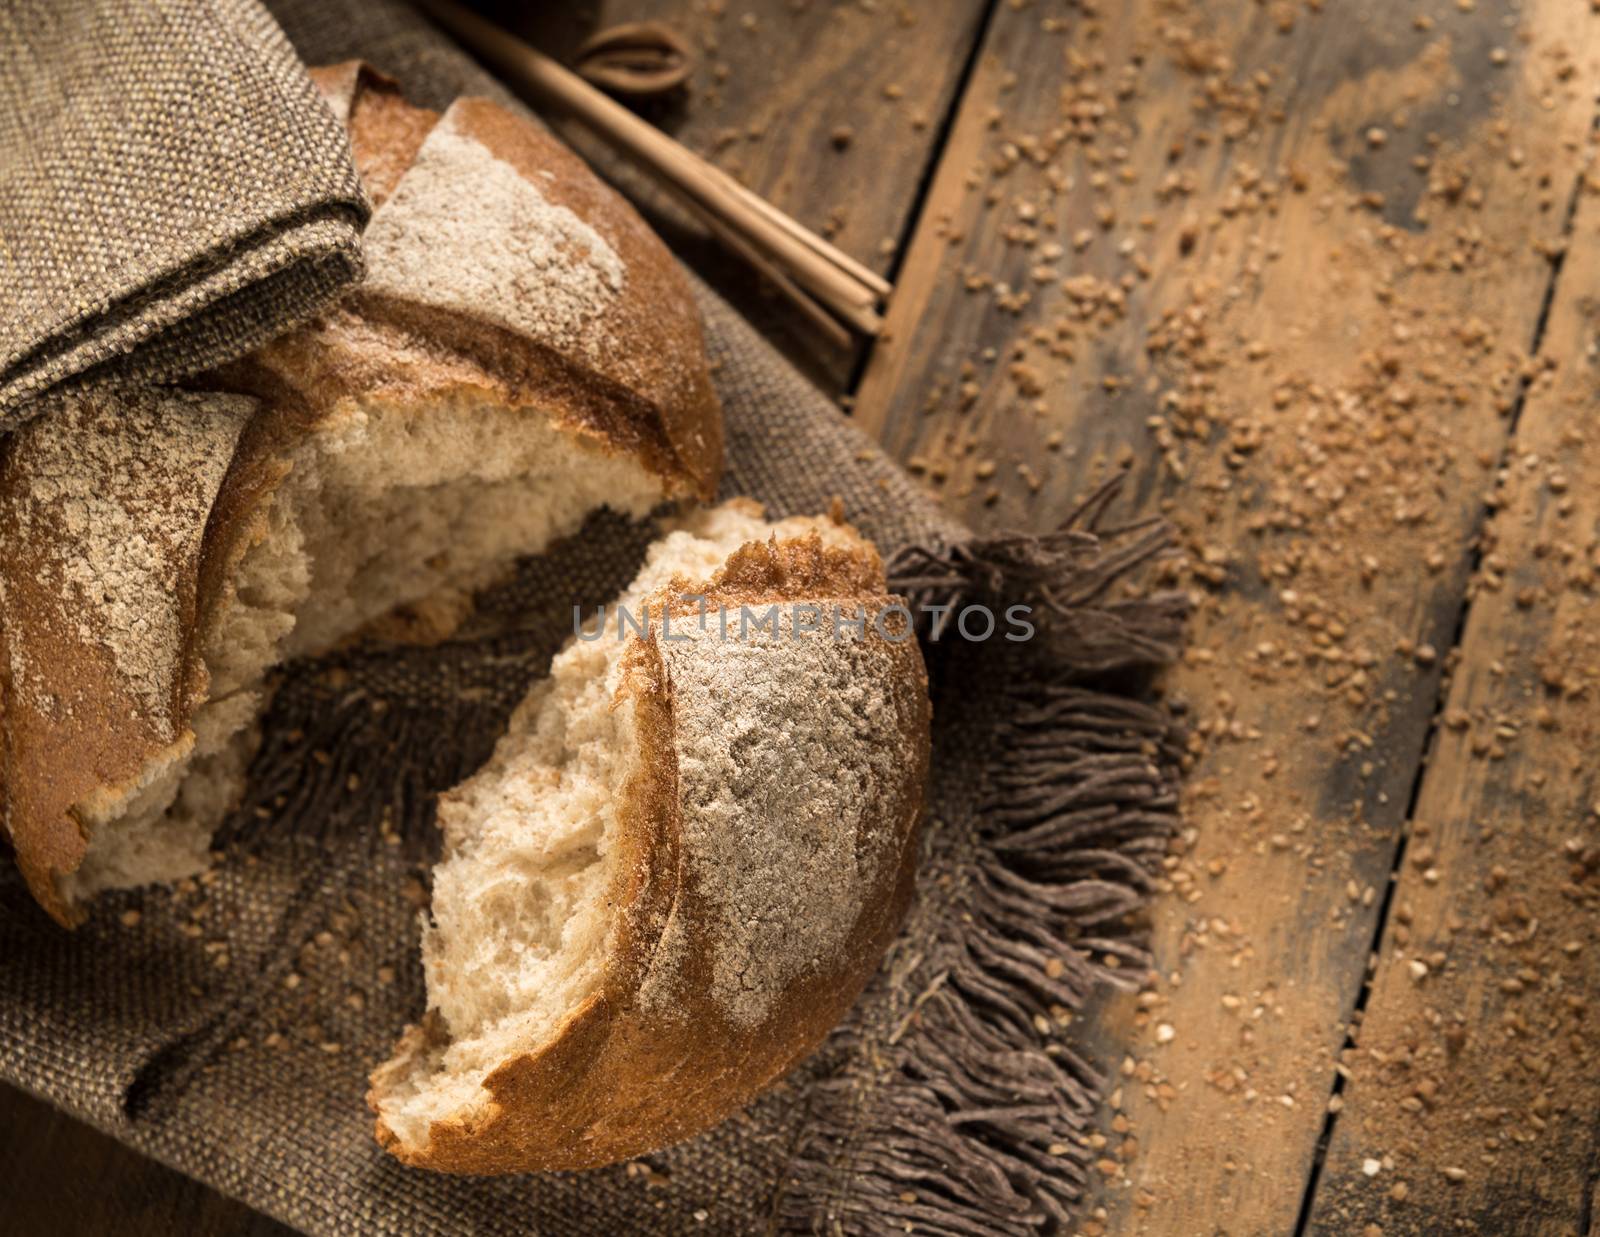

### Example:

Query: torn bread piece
xmin=0 ymin=65 xmax=721 ymax=925
xmin=369 ymin=501 xmax=931 ymax=1172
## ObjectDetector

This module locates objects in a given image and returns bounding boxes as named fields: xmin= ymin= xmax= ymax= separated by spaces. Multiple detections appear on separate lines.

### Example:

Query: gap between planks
xmin=1289 ymin=102 xmax=1600 ymax=1237
xmin=841 ymin=0 xmax=1005 ymax=399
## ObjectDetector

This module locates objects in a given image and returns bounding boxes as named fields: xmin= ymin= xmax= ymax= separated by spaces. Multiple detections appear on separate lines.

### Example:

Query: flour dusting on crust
xmin=654 ymin=607 xmax=907 ymax=1027
xmin=2 ymin=389 xmax=254 ymax=736
xmin=361 ymin=108 xmax=627 ymax=360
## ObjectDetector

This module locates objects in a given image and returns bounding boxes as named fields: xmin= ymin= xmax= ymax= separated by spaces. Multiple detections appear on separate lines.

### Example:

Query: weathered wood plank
xmin=479 ymin=0 xmax=993 ymax=387
xmin=1303 ymin=177 xmax=1600 ymax=1237
xmin=853 ymin=2 xmax=1600 ymax=1234
xmin=0 ymin=1084 xmax=294 ymax=1237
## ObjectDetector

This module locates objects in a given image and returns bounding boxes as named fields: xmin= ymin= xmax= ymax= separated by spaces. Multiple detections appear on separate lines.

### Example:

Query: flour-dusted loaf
xmin=0 ymin=64 xmax=721 ymax=925
xmin=368 ymin=501 xmax=931 ymax=1172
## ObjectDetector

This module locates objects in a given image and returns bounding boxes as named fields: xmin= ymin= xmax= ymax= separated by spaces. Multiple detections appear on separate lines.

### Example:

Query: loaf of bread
xmin=368 ymin=501 xmax=931 ymax=1171
xmin=0 ymin=64 xmax=721 ymax=925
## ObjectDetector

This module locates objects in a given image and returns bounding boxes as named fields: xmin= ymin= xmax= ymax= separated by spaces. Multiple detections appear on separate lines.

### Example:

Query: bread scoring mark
xmin=3 ymin=389 xmax=254 ymax=738
xmin=360 ymin=108 xmax=628 ymax=364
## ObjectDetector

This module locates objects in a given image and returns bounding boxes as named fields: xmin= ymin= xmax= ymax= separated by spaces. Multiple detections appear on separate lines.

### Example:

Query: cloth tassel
xmin=783 ymin=477 xmax=1188 ymax=1234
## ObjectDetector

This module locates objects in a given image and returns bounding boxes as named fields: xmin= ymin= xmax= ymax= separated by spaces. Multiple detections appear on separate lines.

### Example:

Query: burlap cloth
xmin=0 ymin=2 xmax=1188 ymax=1233
xmin=0 ymin=0 xmax=368 ymax=424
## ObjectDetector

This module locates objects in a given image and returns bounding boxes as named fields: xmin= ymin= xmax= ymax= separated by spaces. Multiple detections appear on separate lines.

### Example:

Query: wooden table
xmin=6 ymin=1 xmax=1599 ymax=1233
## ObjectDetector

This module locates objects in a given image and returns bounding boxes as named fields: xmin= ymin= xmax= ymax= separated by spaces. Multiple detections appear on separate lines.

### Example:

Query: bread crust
xmin=370 ymin=534 xmax=931 ymax=1172
xmin=0 ymin=389 xmax=256 ymax=925
xmin=0 ymin=63 xmax=722 ymax=925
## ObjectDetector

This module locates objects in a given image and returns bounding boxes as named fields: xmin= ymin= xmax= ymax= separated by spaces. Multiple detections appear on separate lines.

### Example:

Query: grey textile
xmin=0 ymin=0 xmax=367 ymax=422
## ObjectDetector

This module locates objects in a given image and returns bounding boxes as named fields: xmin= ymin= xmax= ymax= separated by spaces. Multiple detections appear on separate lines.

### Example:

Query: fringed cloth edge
xmin=780 ymin=474 xmax=1189 ymax=1234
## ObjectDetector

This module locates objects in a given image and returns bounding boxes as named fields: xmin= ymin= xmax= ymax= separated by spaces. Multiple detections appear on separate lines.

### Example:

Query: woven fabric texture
xmin=0 ymin=2 xmax=1187 ymax=1233
xmin=0 ymin=0 xmax=368 ymax=423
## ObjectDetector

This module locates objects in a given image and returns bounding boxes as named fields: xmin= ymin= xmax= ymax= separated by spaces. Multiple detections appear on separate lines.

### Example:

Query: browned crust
xmin=306 ymin=63 xmax=437 ymax=208
xmin=0 ymin=391 xmax=251 ymax=926
xmin=673 ymin=527 xmax=890 ymax=607
xmin=370 ymin=533 xmax=931 ymax=1171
